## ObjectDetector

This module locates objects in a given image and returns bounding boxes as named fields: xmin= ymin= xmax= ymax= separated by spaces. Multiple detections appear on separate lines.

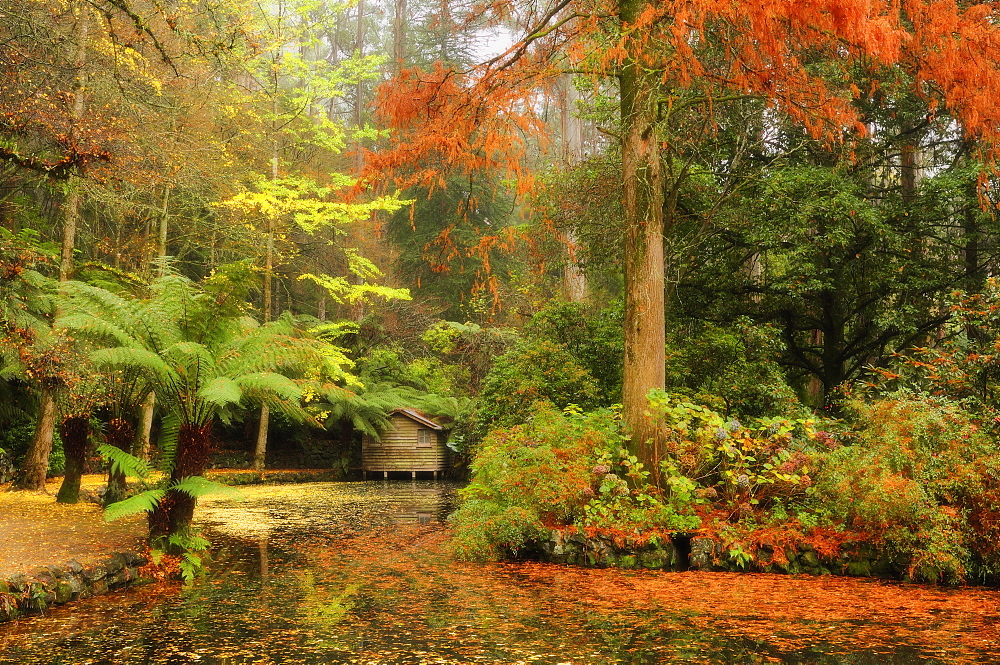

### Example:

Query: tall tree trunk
xmin=900 ymin=130 xmax=922 ymax=207
xmin=133 ymin=390 xmax=155 ymax=462
xmin=619 ymin=6 xmax=666 ymax=486
xmin=326 ymin=7 xmax=341 ymax=120
xmin=820 ymin=315 xmax=846 ymax=408
xmin=253 ymin=406 xmax=270 ymax=472
xmin=103 ymin=416 xmax=136 ymax=506
xmin=254 ymin=122 xmax=281 ymax=473
xmin=60 ymin=186 xmax=82 ymax=282
xmin=157 ymin=185 xmax=170 ymax=274
xmin=15 ymin=386 xmax=58 ymax=490
xmin=148 ymin=422 xmax=213 ymax=542
xmin=354 ymin=0 xmax=365 ymax=174
xmin=393 ymin=0 xmax=406 ymax=72
xmin=56 ymin=415 xmax=90 ymax=503
xmin=559 ymin=75 xmax=587 ymax=302
xmin=20 ymin=6 xmax=89 ymax=490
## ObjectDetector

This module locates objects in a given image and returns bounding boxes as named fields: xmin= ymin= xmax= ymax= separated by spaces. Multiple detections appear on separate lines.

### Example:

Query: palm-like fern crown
xmin=59 ymin=266 xmax=352 ymax=428
xmin=316 ymin=382 xmax=470 ymax=440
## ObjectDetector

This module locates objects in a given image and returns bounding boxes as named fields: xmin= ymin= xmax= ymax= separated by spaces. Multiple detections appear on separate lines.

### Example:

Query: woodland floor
xmin=0 ymin=469 xmax=336 ymax=578
xmin=0 ymin=474 xmax=144 ymax=578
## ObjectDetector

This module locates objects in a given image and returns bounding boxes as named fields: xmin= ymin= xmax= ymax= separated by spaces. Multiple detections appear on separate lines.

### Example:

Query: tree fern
xmin=56 ymin=266 xmax=358 ymax=540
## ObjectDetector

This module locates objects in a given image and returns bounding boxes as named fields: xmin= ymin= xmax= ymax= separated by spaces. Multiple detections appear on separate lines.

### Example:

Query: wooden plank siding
xmin=362 ymin=412 xmax=448 ymax=473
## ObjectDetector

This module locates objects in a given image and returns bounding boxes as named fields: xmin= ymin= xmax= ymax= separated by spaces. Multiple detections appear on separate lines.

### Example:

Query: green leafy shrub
xmin=452 ymin=403 xmax=705 ymax=561
xmin=451 ymin=404 xmax=623 ymax=560
xmin=472 ymin=340 xmax=600 ymax=442
xmin=664 ymin=319 xmax=802 ymax=419
xmin=646 ymin=390 xmax=822 ymax=513
xmin=524 ymin=300 xmax=624 ymax=401
xmin=453 ymin=387 xmax=1000 ymax=585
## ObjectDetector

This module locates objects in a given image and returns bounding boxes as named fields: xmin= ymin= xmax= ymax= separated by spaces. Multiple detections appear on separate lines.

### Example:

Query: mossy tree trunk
xmin=618 ymin=7 xmax=667 ymax=487
xmin=15 ymin=386 xmax=58 ymax=491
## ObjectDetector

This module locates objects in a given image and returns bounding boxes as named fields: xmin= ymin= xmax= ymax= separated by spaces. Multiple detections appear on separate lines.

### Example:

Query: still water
xmin=2 ymin=481 xmax=1000 ymax=664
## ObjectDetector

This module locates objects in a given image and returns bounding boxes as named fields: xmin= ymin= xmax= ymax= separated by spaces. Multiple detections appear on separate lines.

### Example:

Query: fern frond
xmin=158 ymin=413 xmax=180 ymax=475
xmin=162 ymin=341 xmax=217 ymax=376
xmin=263 ymin=392 xmax=314 ymax=425
xmin=198 ymin=377 xmax=242 ymax=407
xmin=104 ymin=489 xmax=165 ymax=522
xmin=178 ymin=552 xmax=203 ymax=581
xmin=235 ymin=372 xmax=302 ymax=402
xmin=90 ymin=347 xmax=173 ymax=379
xmin=171 ymin=476 xmax=242 ymax=500
xmin=168 ymin=531 xmax=211 ymax=552
xmin=97 ymin=444 xmax=151 ymax=479
xmin=57 ymin=312 xmax=137 ymax=349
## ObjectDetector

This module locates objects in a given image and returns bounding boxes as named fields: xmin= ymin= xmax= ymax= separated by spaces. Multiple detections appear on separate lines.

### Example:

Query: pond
xmin=2 ymin=480 xmax=1000 ymax=664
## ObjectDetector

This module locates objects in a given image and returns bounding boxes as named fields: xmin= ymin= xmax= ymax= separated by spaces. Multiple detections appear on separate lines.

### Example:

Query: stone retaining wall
xmin=535 ymin=529 xmax=910 ymax=580
xmin=0 ymin=551 xmax=148 ymax=623
xmin=536 ymin=529 xmax=681 ymax=570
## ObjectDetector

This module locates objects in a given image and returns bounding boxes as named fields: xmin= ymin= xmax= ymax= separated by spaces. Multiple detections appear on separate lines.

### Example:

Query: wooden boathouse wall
xmin=362 ymin=409 xmax=448 ymax=479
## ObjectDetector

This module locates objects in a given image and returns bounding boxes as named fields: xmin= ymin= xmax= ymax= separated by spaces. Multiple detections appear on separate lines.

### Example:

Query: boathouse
xmin=362 ymin=408 xmax=448 ymax=479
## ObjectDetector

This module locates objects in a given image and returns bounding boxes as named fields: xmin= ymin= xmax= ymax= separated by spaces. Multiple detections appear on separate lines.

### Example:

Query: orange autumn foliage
xmin=371 ymin=0 xmax=1000 ymax=192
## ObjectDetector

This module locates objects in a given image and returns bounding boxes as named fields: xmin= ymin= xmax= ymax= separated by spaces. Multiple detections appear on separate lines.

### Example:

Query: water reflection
xmin=1 ymin=480 xmax=999 ymax=664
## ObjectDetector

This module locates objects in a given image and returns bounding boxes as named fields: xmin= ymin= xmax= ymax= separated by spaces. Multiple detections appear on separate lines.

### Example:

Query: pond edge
xmin=0 ymin=551 xmax=149 ymax=623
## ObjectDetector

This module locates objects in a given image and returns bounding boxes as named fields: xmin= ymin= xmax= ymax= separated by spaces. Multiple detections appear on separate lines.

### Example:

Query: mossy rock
xmin=28 ymin=582 xmax=53 ymax=611
xmin=54 ymin=581 xmax=73 ymax=604
xmin=638 ymin=550 xmax=669 ymax=570
xmin=107 ymin=570 xmax=128 ymax=588
xmin=0 ymin=597 xmax=20 ymax=622
xmin=801 ymin=550 xmax=820 ymax=568
xmin=6 ymin=575 xmax=28 ymax=593
xmin=846 ymin=560 xmax=873 ymax=577
xmin=689 ymin=537 xmax=718 ymax=570
xmin=618 ymin=555 xmax=637 ymax=569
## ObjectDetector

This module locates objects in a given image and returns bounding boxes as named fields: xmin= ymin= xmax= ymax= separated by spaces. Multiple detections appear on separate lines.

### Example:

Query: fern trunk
xmin=56 ymin=415 xmax=90 ymax=504
xmin=104 ymin=417 xmax=136 ymax=506
xmin=148 ymin=421 xmax=213 ymax=543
